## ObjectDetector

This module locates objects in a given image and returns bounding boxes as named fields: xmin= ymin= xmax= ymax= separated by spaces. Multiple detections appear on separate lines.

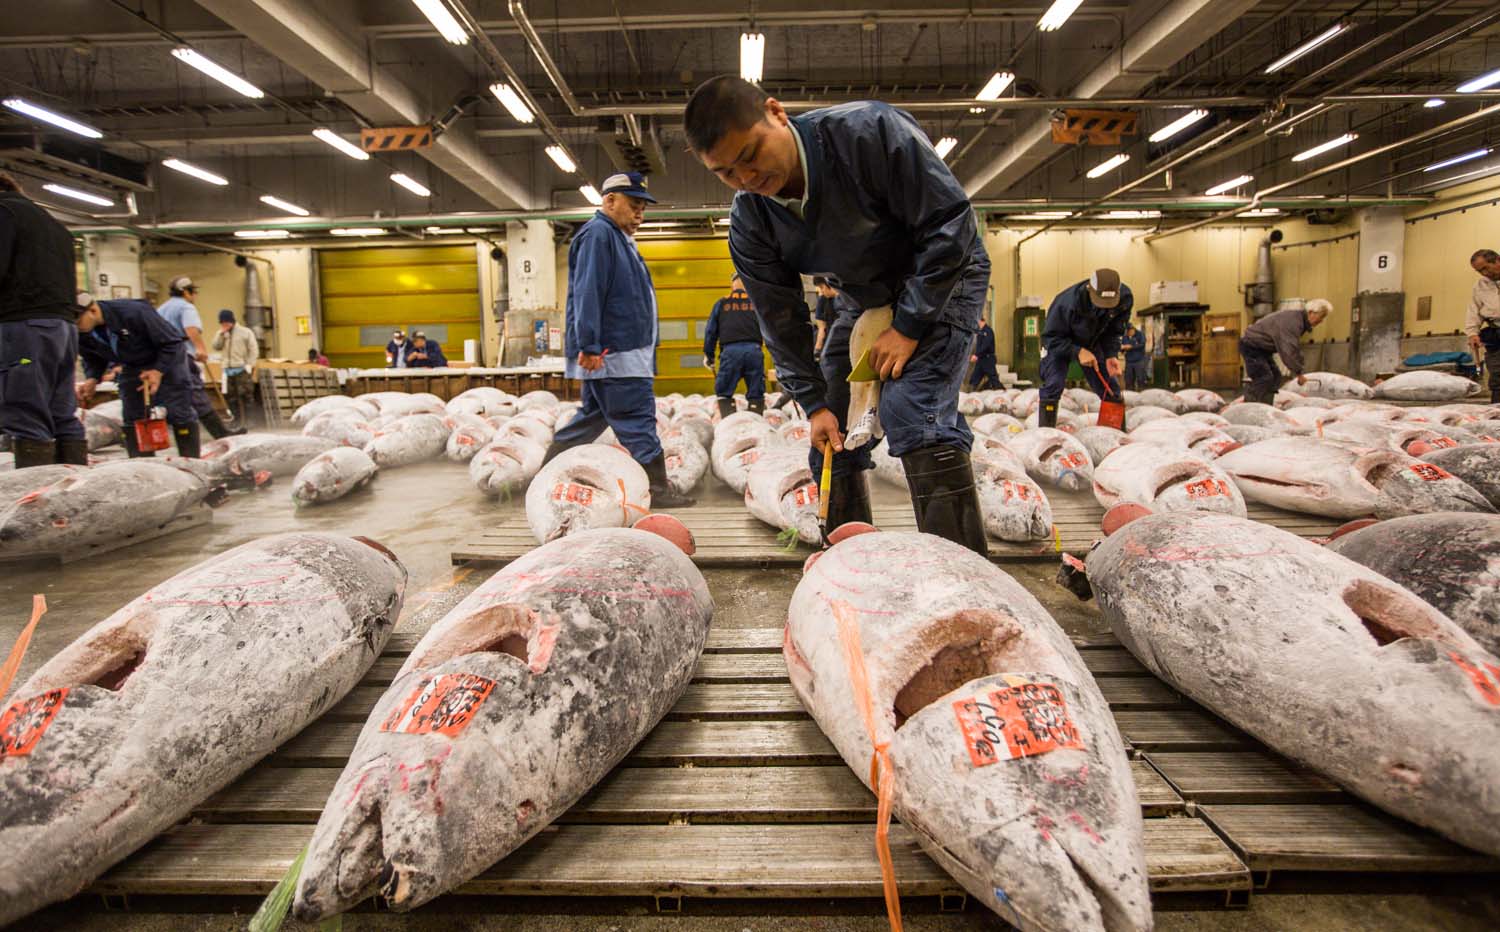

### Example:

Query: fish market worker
xmin=405 ymin=331 xmax=447 ymax=368
xmin=684 ymin=76 xmax=991 ymax=553
xmin=75 ymin=292 xmax=201 ymax=457
xmin=1120 ymin=323 xmax=1148 ymax=391
xmin=0 ymin=171 xmax=88 ymax=467
xmin=969 ymin=317 xmax=1000 ymax=391
xmin=157 ymin=276 xmax=241 ymax=438
xmin=704 ymin=273 xmax=766 ymax=419
xmin=543 ymin=171 xmax=695 ymax=509
xmin=1239 ymin=298 xmax=1330 ymax=404
xmin=1040 ymin=269 xmax=1131 ymax=429
xmin=1467 ymin=248 xmax=1500 ymax=403
xmin=386 ymin=330 xmax=409 ymax=367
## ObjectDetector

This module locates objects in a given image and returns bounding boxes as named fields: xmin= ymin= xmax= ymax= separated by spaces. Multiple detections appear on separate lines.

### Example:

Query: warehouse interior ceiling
xmin=3 ymin=0 xmax=1500 ymax=243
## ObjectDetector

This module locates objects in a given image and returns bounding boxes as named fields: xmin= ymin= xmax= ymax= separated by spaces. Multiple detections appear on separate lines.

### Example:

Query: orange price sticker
xmin=551 ymin=482 xmax=595 ymax=506
xmin=953 ymin=679 xmax=1084 ymax=767
xmin=0 ymin=688 xmax=68 ymax=758
xmin=380 ymin=673 xmax=497 ymax=737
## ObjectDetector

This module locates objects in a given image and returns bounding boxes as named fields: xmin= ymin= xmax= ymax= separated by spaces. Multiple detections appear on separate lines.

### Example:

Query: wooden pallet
xmin=0 ymin=507 xmax=212 ymax=565
xmin=449 ymin=500 xmax=1343 ymax=568
xmin=91 ymin=627 xmax=1251 ymax=909
xmin=258 ymin=367 xmax=342 ymax=427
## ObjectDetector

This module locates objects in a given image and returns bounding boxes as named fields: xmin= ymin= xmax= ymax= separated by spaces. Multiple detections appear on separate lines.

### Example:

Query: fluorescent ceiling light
xmin=1265 ymin=21 xmax=1348 ymax=74
xmin=969 ymin=106 xmax=986 ymax=114
xmin=2 ymin=97 xmax=102 ymax=138
xmin=409 ymin=0 xmax=469 ymax=45
xmin=258 ymin=194 xmax=309 ymax=216
xmin=580 ymin=185 xmax=603 ymax=205
xmin=1204 ymin=174 xmax=1254 ymax=196
xmin=1086 ymin=153 xmax=1130 ymax=179
xmin=1038 ymin=0 xmax=1085 ymax=32
xmin=741 ymin=32 xmax=765 ymax=84
xmin=975 ymin=72 xmax=1015 ymax=102
xmin=489 ymin=83 xmax=534 ymax=124
xmin=1291 ymin=132 xmax=1357 ymax=162
xmin=1243 ymin=208 xmax=1282 ymax=217
xmin=312 ymin=127 xmax=370 ymax=160
xmin=934 ymin=136 xmax=958 ymax=159
xmin=425 ymin=225 xmax=443 ymax=233
xmin=1100 ymin=210 xmax=1161 ymax=219
xmin=330 ymin=228 xmax=386 ymax=236
xmin=1424 ymin=98 xmax=1446 ymax=109
xmin=714 ymin=217 xmax=732 ymax=225
xmin=1457 ymin=68 xmax=1500 ymax=94
xmin=161 ymin=158 xmax=228 ymax=186
xmin=170 ymin=48 xmax=264 ymax=99
xmin=41 ymin=183 xmax=114 ymax=207
xmin=1149 ymin=109 xmax=1209 ymax=143
xmin=544 ymin=145 xmax=576 ymax=173
xmin=390 ymin=172 xmax=431 ymax=197
xmin=1009 ymin=211 xmax=1073 ymax=220
xmin=1423 ymin=148 xmax=1492 ymax=172
xmin=233 ymin=229 xmax=291 ymax=239
xmin=1422 ymin=163 xmax=1500 ymax=189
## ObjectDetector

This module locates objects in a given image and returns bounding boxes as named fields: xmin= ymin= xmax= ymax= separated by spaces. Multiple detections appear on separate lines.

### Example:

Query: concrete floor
xmin=4 ymin=446 xmax=1498 ymax=930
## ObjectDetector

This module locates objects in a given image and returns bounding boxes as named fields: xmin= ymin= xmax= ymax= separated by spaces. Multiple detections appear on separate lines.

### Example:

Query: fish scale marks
xmin=1089 ymin=511 xmax=1500 ymax=857
xmin=294 ymin=528 xmax=712 ymax=920
xmin=0 ymin=533 xmax=407 ymax=926
xmin=786 ymin=531 xmax=1150 ymax=931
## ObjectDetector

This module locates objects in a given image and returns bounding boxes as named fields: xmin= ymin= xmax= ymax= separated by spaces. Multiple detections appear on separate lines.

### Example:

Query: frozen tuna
xmin=1073 ymin=426 xmax=1131 ymax=466
xmin=525 ymin=444 xmax=650 ymax=543
xmin=516 ymin=390 xmax=560 ymax=413
xmin=710 ymin=412 xmax=777 ymax=494
xmin=1005 ymin=428 xmax=1094 ymax=492
xmin=1374 ymin=371 xmax=1480 ymax=402
xmin=0 ymin=461 xmax=218 ymax=558
xmin=292 ymin=447 xmax=379 ymax=506
xmin=1120 ymin=405 xmax=1176 ymax=429
xmin=364 ymin=414 xmax=450 ymax=468
xmin=446 ymin=387 xmax=517 ymax=418
xmin=292 ymin=395 xmax=378 ymax=425
xmin=303 ymin=411 xmax=375 ymax=449
xmin=1088 ymin=511 xmax=1500 ymax=857
xmin=1418 ymin=444 xmax=1500 ymax=508
xmin=787 ymin=530 xmax=1150 ymax=931
xmin=1136 ymin=389 xmax=1185 ymax=413
xmin=1174 ymin=389 xmax=1224 ymax=412
xmin=293 ymin=527 xmax=711 ymax=920
xmin=662 ymin=433 xmax=709 ymax=495
xmin=1178 ymin=411 xmax=1231 ymax=428
xmin=1288 ymin=372 xmax=1373 ymax=400
xmin=1092 ymin=442 xmax=1246 ymax=517
xmin=973 ymin=412 xmax=1026 ymax=439
xmin=1222 ymin=401 xmax=1301 ymax=433
xmin=469 ymin=434 xmax=546 ymax=499
xmin=80 ymin=408 xmax=123 ymax=452
xmin=744 ymin=445 xmax=820 ymax=544
xmin=1320 ymin=420 xmax=1438 ymax=454
xmin=1327 ymin=513 xmax=1500 ymax=656
xmin=444 ymin=414 xmax=496 ymax=463
xmin=1217 ymin=436 xmax=1493 ymax=519
xmin=201 ymin=433 xmax=339 ymax=478
xmin=972 ymin=445 xmax=1053 ymax=541
xmin=1127 ymin=419 xmax=1239 ymax=459
xmin=0 ymin=533 xmax=406 ymax=926
xmin=1223 ymin=424 xmax=1278 ymax=446
xmin=672 ymin=413 xmax=715 ymax=450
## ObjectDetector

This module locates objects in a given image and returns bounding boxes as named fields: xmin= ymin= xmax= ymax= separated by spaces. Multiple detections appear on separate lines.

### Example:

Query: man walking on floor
xmin=1239 ymin=298 xmax=1330 ymax=404
xmin=684 ymin=76 xmax=991 ymax=553
xmin=542 ymin=171 xmax=695 ymax=508
xmin=156 ymin=276 xmax=242 ymax=437
xmin=1467 ymin=248 xmax=1500 ymax=402
xmin=212 ymin=309 xmax=259 ymax=428
xmin=969 ymin=317 xmax=1001 ymax=391
xmin=1039 ymin=269 xmax=1132 ymax=429
xmin=704 ymin=273 xmax=766 ymax=419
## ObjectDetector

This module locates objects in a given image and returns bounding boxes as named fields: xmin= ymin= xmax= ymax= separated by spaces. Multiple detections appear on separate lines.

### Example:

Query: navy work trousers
xmin=970 ymin=360 xmax=1001 ymax=391
xmin=1240 ymin=339 xmax=1280 ymax=405
xmin=811 ymin=311 xmax=975 ymax=479
xmin=0 ymin=319 xmax=85 ymax=442
xmin=714 ymin=342 xmax=766 ymax=403
xmin=552 ymin=377 xmax=663 ymax=465
xmin=1124 ymin=358 xmax=1150 ymax=391
xmin=1040 ymin=348 xmax=1121 ymax=405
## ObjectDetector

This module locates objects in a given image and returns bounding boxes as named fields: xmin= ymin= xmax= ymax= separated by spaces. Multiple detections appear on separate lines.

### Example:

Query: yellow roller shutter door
xmin=638 ymin=238 xmax=770 ymax=396
xmin=318 ymin=245 xmax=481 ymax=369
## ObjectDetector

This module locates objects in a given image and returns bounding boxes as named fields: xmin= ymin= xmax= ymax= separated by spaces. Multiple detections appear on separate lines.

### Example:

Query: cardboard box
xmin=1149 ymin=281 xmax=1199 ymax=305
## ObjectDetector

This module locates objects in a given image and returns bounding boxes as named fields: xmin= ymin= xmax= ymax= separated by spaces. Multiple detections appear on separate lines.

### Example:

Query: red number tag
xmin=0 ymin=688 xmax=68 ymax=758
xmin=1058 ymin=452 xmax=1086 ymax=470
xmin=953 ymin=678 xmax=1084 ymax=767
xmin=550 ymin=482 xmax=595 ymax=505
xmin=665 ymin=454 xmax=683 ymax=470
xmin=1409 ymin=463 xmax=1452 ymax=482
xmin=1000 ymin=480 xmax=1034 ymax=502
xmin=1427 ymin=437 xmax=1457 ymax=449
xmin=1450 ymin=653 xmax=1500 ymax=706
xmin=1184 ymin=477 xmax=1231 ymax=499
xmin=736 ymin=449 xmax=761 ymax=467
xmin=790 ymin=482 xmax=818 ymax=507
xmin=380 ymin=673 xmax=497 ymax=737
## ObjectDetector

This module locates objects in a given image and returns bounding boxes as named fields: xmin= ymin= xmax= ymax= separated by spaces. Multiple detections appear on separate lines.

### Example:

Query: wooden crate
xmin=258 ymin=367 xmax=342 ymax=427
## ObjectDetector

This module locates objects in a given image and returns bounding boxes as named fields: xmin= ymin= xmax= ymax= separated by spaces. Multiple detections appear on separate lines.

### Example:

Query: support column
xmin=503 ymin=221 xmax=562 ymax=365
xmin=1351 ymin=207 xmax=1405 ymax=380
xmin=80 ymin=234 xmax=144 ymax=299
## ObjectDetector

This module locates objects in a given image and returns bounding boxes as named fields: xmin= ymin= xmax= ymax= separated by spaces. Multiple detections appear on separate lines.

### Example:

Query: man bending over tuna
xmin=684 ymin=76 xmax=991 ymax=554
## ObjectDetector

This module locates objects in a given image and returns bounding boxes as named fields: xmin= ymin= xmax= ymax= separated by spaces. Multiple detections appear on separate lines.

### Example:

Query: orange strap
xmin=0 ymin=595 xmax=47 ymax=700
xmin=619 ymin=478 xmax=651 ymax=525
xmin=831 ymin=599 xmax=903 ymax=932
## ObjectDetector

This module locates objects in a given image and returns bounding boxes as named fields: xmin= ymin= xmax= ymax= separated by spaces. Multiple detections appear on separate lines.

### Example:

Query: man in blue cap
xmin=683 ymin=76 xmax=990 ymax=552
xmin=543 ymin=171 xmax=695 ymax=508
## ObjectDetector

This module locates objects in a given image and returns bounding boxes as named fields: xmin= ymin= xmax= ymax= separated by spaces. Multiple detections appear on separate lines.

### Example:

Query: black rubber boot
xmin=716 ymin=397 xmax=736 ymax=420
xmin=12 ymin=438 xmax=56 ymax=468
xmin=748 ymin=398 xmax=765 ymax=415
xmin=174 ymin=421 xmax=202 ymax=459
xmin=825 ymin=470 xmax=873 ymax=531
xmin=56 ymin=438 xmax=89 ymax=466
xmin=643 ymin=455 xmax=697 ymax=509
xmin=1038 ymin=402 xmax=1059 ymax=429
xmin=901 ymin=445 xmax=988 ymax=555
xmin=540 ymin=432 xmax=596 ymax=467
xmin=122 ymin=429 xmax=154 ymax=458
xmin=1492 ymin=390 xmax=1500 ymax=405
xmin=200 ymin=410 xmax=244 ymax=438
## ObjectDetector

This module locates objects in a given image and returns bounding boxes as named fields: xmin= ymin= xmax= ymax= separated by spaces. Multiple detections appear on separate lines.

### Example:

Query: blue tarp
xmin=1403 ymin=350 xmax=1473 ymax=367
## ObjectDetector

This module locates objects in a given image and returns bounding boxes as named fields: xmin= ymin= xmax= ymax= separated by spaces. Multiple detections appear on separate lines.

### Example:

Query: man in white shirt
xmin=1467 ymin=248 xmax=1500 ymax=402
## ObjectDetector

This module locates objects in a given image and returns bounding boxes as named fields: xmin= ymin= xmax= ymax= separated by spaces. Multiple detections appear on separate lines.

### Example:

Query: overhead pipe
xmin=1250 ymin=229 xmax=1284 ymax=319
xmin=1143 ymin=102 xmax=1500 ymax=242
xmin=1279 ymin=0 xmax=1460 ymax=97
xmin=507 ymin=0 xmax=584 ymax=117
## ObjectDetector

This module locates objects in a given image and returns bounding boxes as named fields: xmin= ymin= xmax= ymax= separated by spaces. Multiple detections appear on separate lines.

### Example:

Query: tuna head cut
xmin=662 ymin=432 xmax=710 ymax=494
xmin=0 ymin=461 xmax=216 ymax=558
xmin=1004 ymin=428 xmax=1095 ymax=492
xmin=294 ymin=527 xmax=712 ymax=920
xmin=363 ymin=414 xmax=451 ymax=468
xmin=292 ymin=447 xmax=379 ymax=507
xmin=1216 ymin=436 xmax=1493 ymax=519
xmin=525 ymin=444 xmax=650 ymax=543
xmin=710 ymin=413 xmax=777 ymax=494
xmin=972 ymin=412 xmax=1026 ymax=439
xmin=1287 ymin=372 xmax=1374 ymax=400
xmin=1327 ymin=513 xmax=1500 ymax=657
xmin=786 ymin=531 xmax=1150 ymax=931
xmin=974 ymin=463 xmax=1054 ymax=542
xmin=1092 ymin=443 xmax=1247 ymax=518
xmin=469 ymin=434 xmax=546 ymax=499
xmin=1374 ymin=371 xmax=1481 ymax=402
xmin=745 ymin=445 xmax=821 ymax=545
xmin=443 ymin=414 xmax=496 ymax=462
xmin=1088 ymin=512 xmax=1500 ymax=857
xmin=0 ymin=533 xmax=406 ymax=926
xmin=1419 ymin=444 xmax=1500 ymax=509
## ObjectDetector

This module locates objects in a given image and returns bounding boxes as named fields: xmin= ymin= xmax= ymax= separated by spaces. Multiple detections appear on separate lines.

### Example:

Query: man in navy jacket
xmin=76 ymin=294 xmax=201 ymax=457
xmin=703 ymin=273 xmax=765 ymax=419
xmin=684 ymin=76 xmax=989 ymax=552
xmin=1040 ymin=270 xmax=1132 ymax=428
xmin=545 ymin=172 xmax=694 ymax=508
xmin=405 ymin=332 xmax=447 ymax=368
xmin=969 ymin=318 xmax=1000 ymax=391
